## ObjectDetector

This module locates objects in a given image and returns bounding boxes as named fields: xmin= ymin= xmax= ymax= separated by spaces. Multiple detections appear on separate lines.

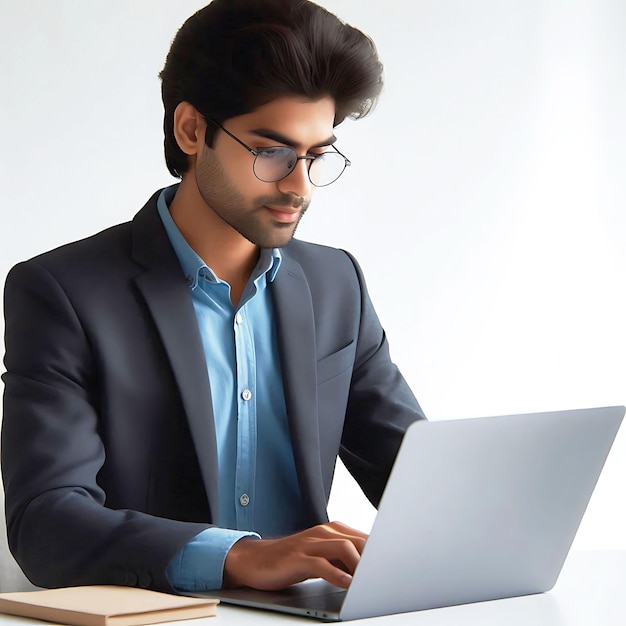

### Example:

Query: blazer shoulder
xmin=279 ymin=239 xmax=370 ymax=311
xmin=284 ymin=238 xmax=359 ymax=274
xmin=5 ymin=189 xmax=165 ymax=286
xmin=6 ymin=221 xmax=133 ymax=285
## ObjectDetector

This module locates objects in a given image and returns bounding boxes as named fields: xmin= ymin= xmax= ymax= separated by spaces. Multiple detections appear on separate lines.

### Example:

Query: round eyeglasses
xmin=206 ymin=117 xmax=351 ymax=187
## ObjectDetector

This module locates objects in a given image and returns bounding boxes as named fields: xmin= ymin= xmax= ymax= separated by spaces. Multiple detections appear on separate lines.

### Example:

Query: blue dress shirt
xmin=157 ymin=185 xmax=306 ymax=590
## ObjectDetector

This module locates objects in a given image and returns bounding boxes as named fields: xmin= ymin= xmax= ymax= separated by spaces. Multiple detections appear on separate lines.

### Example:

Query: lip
xmin=265 ymin=206 xmax=300 ymax=224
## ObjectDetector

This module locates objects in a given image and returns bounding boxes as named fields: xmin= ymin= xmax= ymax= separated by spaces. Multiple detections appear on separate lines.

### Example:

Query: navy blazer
xmin=1 ymin=190 xmax=425 ymax=592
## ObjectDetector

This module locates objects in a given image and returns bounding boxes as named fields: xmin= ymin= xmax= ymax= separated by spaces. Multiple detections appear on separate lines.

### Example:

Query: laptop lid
xmin=194 ymin=406 xmax=624 ymax=621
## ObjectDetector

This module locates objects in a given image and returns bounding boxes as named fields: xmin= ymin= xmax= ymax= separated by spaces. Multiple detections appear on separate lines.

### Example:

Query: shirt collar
xmin=156 ymin=184 xmax=282 ymax=289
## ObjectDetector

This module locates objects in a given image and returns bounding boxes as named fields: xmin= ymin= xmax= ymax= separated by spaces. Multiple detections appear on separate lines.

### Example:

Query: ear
xmin=173 ymin=102 xmax=206 ymax=158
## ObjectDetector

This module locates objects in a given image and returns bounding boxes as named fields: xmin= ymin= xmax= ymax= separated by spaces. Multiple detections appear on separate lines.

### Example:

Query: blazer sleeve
xmin=1 ymin=260 xmax=209 ymax=592
xmin=339 ymin=251 xmax=427 ymax=507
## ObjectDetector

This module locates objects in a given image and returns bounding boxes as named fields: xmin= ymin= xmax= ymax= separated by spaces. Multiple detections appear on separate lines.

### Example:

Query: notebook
xmin=0 ymin=585 xmax=218 ymax=626
xmin=190 ymin=405 xmax=624 ymax=621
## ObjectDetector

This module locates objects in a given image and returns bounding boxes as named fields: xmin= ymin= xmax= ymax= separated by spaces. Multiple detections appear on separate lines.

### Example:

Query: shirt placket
xmin=233 ymin=306 xmax=257 ymax=530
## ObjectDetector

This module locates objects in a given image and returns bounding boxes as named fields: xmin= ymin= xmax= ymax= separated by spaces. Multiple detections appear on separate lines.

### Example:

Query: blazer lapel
xmin=271 ymin=252 xmax=328 ymax=525
xmin=130 ymin=194 xmax=220 ymax=521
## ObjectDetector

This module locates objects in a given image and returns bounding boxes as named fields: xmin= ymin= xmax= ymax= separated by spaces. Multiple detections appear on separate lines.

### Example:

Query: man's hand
xmin=223 ymin=521 xmax=368 ymax=590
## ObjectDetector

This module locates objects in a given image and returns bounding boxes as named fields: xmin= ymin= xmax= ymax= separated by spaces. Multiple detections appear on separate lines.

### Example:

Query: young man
xmin=2 ymin=0 xmax=425 ymax=594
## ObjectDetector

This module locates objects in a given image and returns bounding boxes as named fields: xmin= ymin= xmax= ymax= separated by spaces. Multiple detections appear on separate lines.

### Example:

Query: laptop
xmin=189 ymin=405 xmax=624 ymax=621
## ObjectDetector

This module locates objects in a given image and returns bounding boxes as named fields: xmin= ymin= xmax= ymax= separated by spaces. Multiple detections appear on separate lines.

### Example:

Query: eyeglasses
xmin=206 ymin=117 xmax=351 ymax=187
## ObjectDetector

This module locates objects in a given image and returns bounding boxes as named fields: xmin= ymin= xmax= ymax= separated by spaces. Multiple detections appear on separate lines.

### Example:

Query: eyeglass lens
xmin=253 ymin=148 xmax=347 ymax=187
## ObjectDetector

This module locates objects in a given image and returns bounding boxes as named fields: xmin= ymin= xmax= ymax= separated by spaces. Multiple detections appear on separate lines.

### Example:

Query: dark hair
xmin=159 ymin=0 xmax=384 ymax=177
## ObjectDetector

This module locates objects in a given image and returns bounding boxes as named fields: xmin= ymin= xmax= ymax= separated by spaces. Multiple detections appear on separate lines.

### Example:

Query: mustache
xmin=256 ymin=194 xmax=308 ymax=209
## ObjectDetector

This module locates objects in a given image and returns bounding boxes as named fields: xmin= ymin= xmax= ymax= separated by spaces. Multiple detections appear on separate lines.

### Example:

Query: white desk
xmin=1 ymin=551 xmax=624 ymax=625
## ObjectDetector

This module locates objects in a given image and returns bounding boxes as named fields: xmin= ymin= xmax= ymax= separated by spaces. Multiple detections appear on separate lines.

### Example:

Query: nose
xmin=276 ymin=157 xmax=313 ymax=199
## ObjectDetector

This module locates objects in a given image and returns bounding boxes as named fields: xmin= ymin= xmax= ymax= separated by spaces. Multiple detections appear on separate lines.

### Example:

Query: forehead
xmin=226 ymin=96 xmax=336 ymax=147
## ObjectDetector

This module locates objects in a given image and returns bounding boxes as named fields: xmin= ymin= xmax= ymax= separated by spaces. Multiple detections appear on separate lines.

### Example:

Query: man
xmin=2 ymin=0 xmax=424 ymax=594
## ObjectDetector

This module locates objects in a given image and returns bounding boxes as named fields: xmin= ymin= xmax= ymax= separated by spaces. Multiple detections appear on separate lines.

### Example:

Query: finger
xmin=304 ymin=522 xmax=368 ymax=543
xmin=326 ymin=520 xmax=369 ymax=539
xmin=303 ymin=555 xmax=354 ymax=589
xmin=306 ymin=524 xmax=368 ymax=554
xmin=305 ymin=538 xmax=362 ymax=574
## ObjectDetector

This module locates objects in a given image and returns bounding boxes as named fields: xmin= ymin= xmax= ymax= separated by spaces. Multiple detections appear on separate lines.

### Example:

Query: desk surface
xmin=1 ymin=550 xmax=624 ymax=625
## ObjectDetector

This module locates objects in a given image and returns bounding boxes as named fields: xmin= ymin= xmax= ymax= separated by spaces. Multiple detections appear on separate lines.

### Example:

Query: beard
xmin=195 ymin=145 xmax=310 ymax=249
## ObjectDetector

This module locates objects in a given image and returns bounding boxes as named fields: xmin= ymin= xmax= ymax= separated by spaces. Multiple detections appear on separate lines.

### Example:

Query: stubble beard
xmin=195 ymin=149 xmax=310 ymax=249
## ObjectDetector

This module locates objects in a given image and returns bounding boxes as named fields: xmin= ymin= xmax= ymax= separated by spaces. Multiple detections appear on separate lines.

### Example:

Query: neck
xmin=168 ymin=177 xmax=259 ymax=306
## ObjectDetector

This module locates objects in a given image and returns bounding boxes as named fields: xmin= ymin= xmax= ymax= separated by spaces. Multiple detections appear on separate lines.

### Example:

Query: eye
xmin=257 ymin=147 xmax=292 ymax=159
xmin=308 ymin=146 xmax=333 ymax=157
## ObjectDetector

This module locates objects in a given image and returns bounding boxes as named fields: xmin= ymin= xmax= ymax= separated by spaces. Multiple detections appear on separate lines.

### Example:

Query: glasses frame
xmin=205 ymin=117 xmax=351 ymax=187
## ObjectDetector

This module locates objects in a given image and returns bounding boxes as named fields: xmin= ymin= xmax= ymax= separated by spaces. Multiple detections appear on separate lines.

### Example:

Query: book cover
xmin=0 ymin=585 xmax=219 ymax=626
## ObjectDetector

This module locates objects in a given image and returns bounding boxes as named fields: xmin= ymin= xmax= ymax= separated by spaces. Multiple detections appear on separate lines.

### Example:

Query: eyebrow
xmin=249 ymin=128 xmax=337 ymax=149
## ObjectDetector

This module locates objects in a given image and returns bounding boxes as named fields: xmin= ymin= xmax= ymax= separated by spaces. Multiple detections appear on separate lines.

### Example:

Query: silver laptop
xmin=190 ymin=406 xmax=624 ymax=621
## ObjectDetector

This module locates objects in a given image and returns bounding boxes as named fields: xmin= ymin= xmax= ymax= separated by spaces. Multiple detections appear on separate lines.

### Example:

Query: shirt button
xmin=235 ymin=313 xmax=243 ymax=325
xmin=241 ymin=389 xmax=252 ymax=401
xmin=239 ymin=493 xmax=250 ymax=507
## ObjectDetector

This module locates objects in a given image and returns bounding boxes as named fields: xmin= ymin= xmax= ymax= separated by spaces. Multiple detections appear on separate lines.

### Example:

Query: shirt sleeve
xmin=165 ymin=527 xmax=260 ymax=591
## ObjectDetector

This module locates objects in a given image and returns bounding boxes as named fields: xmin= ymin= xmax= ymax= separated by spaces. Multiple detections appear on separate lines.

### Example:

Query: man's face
xmin=194 ymin=95 xmax=336 ymax=248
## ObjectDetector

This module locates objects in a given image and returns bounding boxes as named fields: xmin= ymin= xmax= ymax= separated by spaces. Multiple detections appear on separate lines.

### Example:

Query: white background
xmin=1 ymin=0 xmax=624 ymax=574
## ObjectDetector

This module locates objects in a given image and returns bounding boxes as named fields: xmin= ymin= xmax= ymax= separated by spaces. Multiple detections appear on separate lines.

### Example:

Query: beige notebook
xmin=0 ymin=585 xmax=219 ymax=626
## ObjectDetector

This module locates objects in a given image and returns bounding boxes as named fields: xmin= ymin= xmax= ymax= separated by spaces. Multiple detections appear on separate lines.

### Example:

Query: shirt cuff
xmin=166 ymin=527 xmax=260 ymax=591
